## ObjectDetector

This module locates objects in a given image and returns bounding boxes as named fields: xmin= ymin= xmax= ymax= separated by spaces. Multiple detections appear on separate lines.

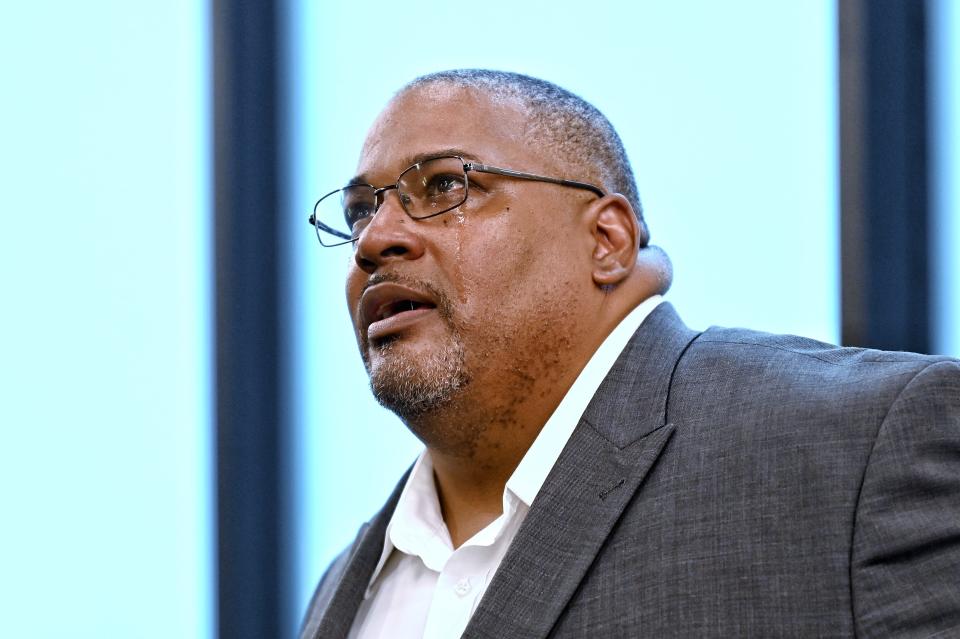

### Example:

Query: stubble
xmin=360 ymin=275 xmax=471 ymax=422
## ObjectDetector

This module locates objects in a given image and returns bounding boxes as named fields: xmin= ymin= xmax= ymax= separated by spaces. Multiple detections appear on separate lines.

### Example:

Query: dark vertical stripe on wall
xmin=839 ymin=0 xmax=930 ymax=352
xmin=214 ymin=1 xmax=291 ymax=637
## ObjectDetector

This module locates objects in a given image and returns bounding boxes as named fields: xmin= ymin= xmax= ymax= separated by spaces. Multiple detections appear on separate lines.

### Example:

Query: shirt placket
xmin=421 ymin=544 xmax=492 ymax=639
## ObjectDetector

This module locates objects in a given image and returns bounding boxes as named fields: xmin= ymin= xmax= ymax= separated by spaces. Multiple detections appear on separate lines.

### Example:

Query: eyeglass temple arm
xmin=465 ymin=163 xmax=606 ymax=198
xmin=308 ymin=213 xmax=352 ymax=241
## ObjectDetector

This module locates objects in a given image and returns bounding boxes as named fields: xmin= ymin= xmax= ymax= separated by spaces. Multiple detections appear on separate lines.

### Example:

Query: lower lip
xmin=367 ymin=307 xmax=436 ymax=342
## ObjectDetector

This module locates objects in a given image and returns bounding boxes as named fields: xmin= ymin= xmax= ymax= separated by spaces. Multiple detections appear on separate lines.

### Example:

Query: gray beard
xmin=367 ymin=334 xmax=469 ymax=420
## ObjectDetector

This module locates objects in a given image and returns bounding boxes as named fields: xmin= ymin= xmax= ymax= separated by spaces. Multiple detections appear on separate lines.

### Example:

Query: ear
xmin=587 ymin=194 xmax=642 ymax=287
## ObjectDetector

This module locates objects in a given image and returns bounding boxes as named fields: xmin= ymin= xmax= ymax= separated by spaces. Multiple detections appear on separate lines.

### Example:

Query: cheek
xmin=454 ymin=239 xmax=564 ymax=332
xmin=454 ymin=202 xmax=577 ymax=300
xmin=452 ymin=229 xmax=530 ymax=298
xmin=344 ymin=266 xmax=365 ymax=328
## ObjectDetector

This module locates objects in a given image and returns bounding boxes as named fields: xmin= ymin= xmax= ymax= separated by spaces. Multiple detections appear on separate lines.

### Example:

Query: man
xmin=301 ymin=70 xmax=960 ymax=638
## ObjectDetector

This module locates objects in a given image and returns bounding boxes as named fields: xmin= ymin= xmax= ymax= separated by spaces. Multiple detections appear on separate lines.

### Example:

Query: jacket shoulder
xmin=689 ymin=325 xmax=956 ymax=387
xmin=298 ymin=529 xmax=365 ymax=639
xmin=298 ymin=463 xmax=413 ymax=639
xmin=696 ymin=325 xmax=954 ymax=367
xmin=670 ymin=325 xmax=958 ymax=439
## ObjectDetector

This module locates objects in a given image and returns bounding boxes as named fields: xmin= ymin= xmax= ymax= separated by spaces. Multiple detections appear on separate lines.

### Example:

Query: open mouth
xmin=376 ymin=299 xmax=436 ymax=321
xmin=360 ymin=281 xmax=442 ymax=343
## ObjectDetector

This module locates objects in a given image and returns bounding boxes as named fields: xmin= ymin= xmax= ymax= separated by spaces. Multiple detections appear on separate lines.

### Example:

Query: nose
xmin=353 ymin=190 xmax=426 ymax=273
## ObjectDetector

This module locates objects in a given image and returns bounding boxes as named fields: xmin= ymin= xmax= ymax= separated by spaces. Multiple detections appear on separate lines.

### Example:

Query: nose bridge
xmin=373 ymin=184 xmax=400 ymax=212
xmin=371 ymin=184 xmax=406 ymax=224
xmin=353 ymin=183 xmax=423 ymax=268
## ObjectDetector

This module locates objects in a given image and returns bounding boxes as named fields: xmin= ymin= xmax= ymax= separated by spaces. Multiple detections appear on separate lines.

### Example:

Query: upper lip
xmin=359 ymin=282 xmax=438 ymax=332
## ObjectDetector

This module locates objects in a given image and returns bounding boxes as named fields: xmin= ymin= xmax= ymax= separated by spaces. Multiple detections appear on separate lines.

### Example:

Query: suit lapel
xmin=305 ymin=469 xmax=410 ymax=639
xmin=463 ymin=303 xmax=700 ymax=639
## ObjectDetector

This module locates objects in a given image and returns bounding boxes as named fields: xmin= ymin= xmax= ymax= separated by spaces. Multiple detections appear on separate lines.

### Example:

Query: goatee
xmin=368 ymin=335 xmax=469 ymax=419
xmin=360 ymin=274 xmax=470 ymax=420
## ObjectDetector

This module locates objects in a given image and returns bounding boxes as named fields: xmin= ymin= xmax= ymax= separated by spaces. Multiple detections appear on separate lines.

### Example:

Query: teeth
xmin=379 ymin=300 xmax=417 ymax=321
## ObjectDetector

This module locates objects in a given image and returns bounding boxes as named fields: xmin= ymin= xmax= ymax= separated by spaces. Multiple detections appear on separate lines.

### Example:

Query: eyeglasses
xmin=308 ymin=155 xmax=605 ymax=247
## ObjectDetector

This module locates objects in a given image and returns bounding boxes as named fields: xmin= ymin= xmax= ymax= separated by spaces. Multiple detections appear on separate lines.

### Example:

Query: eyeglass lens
xmin=313 ymin=156 xmax=468 ymax=245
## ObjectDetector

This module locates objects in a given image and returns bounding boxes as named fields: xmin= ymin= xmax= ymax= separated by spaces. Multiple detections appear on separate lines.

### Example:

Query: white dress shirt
xmin=348 ymin=296 xmax=664 ymax=639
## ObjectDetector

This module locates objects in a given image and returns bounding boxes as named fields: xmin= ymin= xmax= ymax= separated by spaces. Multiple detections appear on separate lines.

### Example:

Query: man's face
xmin=345 ymin=86 xmax=594 ymax=426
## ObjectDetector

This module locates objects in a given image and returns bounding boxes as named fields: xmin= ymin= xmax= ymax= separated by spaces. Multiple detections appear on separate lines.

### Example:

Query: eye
xmin=343 ymin=200 xmax=375 ymax=230
xmin=425 ymin=173 xmax=466 ymax=197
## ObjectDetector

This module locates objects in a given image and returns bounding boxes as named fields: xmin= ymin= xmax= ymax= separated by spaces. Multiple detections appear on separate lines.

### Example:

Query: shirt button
xmin=454 ymin=577 xmax=472 ymax=597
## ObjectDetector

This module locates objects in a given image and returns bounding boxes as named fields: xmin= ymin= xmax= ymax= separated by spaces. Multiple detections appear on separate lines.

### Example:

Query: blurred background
xmin=0 ymin=1 xmax=956 ymax=637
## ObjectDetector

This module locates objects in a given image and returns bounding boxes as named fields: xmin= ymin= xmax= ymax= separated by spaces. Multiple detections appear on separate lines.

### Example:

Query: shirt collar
xmin=363 ymin=452 xmax=442 ymax=596
xmin=364 ymin=295 xmax=664 ymax=593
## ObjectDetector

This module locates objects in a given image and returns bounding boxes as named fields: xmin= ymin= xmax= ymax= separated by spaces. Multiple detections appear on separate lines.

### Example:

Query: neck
xmin=406 ymin=315 xmax=608 ymax=547
xmin=418 ymin=378 xmax=575 ymax=546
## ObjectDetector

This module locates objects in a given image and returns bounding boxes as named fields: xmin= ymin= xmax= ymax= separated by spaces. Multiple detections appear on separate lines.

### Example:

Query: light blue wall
xmin=288 ymin=0 xmax=839 ymax=617
xmin=931 ymin=0 xmax=960 ymax=357
xmin=0 ymin=2 xmax=212 ymax=638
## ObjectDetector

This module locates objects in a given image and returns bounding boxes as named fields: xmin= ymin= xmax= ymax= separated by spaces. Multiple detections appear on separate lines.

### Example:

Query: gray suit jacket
xmin=301 ymin=303 xmax=960 ymax=638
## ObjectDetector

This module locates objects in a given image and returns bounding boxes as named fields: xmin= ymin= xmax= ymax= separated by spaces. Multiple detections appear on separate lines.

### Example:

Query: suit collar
xmin=463 ymin=302 xmax=701 ymax=638
xmin=582 ymin=302 xmax=701 ymax=446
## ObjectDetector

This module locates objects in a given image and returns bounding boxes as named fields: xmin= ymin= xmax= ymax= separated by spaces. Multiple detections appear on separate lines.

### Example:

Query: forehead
xmin=356 ymin=86 xmax=539 ymax=182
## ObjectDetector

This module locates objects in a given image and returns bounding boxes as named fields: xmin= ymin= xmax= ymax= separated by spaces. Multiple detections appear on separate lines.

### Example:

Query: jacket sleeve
xmin=852 ymin=360 xmax=960 ymax=637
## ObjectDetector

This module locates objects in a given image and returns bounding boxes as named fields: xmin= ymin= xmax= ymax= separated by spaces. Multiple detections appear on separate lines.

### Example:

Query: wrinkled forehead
xmin=355 ymin=85 xmax=540 ymax=183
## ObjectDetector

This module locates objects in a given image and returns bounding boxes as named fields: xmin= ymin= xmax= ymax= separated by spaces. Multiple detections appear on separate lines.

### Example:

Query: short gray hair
xmin=399 ymin=69 xmax=649 ymax=244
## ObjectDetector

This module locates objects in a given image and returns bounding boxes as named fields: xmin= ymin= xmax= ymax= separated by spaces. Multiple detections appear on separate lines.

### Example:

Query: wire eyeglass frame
xmin=308 ymin=155 xmax=605 ymax=247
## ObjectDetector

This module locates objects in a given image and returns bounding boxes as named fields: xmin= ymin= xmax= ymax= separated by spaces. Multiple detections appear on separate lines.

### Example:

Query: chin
xmin=366 ymin=337 xmax=470 ymax=420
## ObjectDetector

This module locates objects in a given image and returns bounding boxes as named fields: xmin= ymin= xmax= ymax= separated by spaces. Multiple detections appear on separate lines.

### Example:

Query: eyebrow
xmin=348 ymin=148 xmax=482 ymax=187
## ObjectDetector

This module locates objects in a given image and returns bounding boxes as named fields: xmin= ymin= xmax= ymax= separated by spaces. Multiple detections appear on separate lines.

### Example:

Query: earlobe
xmin=589 ymin=194 xmax=640 ymax=287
